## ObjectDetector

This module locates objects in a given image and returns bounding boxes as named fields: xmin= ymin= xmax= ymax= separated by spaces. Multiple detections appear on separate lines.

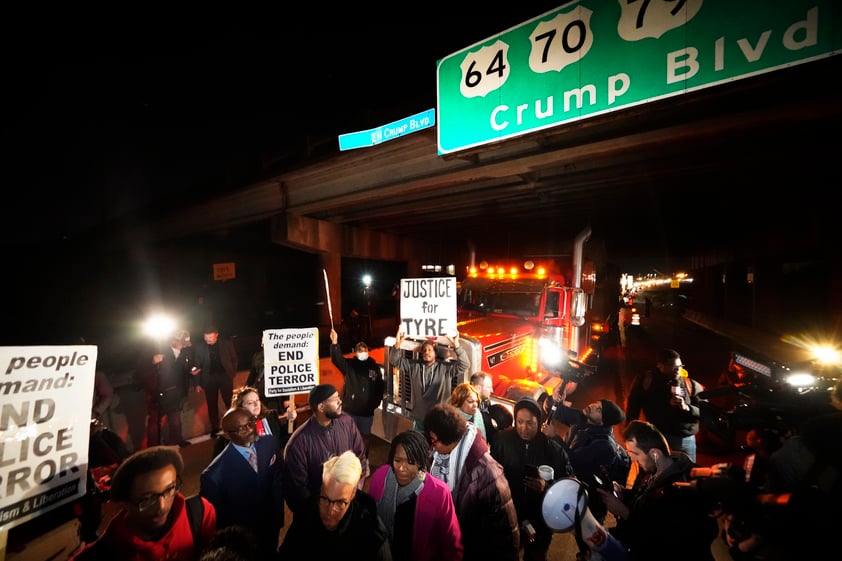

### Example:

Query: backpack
xmin=185 ymin=494 xmax=204 ymax=557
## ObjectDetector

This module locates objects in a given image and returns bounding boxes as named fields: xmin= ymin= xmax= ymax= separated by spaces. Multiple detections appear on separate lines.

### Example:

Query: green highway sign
xmin=339 ymin=109 xmax=435 ymax=151
xmin=436 ymin=0 xmax=841 ymax=154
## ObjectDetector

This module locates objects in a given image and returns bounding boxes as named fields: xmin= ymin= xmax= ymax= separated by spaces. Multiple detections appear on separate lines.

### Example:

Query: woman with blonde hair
xmin=450 ymin=382 xmax=487 ymax=440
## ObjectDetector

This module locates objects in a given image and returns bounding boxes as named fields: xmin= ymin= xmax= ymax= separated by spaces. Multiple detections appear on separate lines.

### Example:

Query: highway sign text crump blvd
xmin=436 ymin=0 xmax=841 ymax=154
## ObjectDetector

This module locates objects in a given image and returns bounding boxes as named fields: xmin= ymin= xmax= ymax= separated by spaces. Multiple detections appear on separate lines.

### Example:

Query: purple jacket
xmin=282 ymin=413 xmax=367 ymax=514
xmin=369 ymin=465 xmax=463 ymax=561
xmin=453 ymin=433 xmax=520 ymax=561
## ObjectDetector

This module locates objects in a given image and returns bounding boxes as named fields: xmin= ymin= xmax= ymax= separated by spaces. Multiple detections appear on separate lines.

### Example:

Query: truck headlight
xmin=784 ymin=372 xmax=817 ymax=388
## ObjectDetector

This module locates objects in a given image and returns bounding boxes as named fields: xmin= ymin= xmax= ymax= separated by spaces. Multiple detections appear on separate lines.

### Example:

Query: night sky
xmin=3 ymin=3 xmax=565 ymax=246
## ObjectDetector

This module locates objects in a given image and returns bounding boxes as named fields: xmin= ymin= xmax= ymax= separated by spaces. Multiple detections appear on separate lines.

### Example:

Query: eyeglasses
xmin=226 ymin=418 xmax=256 ymax=434
xmin=318 ymin=495 xmax=351 ymax=510
xmin=133 ymin=481 xmax=182 ymax=512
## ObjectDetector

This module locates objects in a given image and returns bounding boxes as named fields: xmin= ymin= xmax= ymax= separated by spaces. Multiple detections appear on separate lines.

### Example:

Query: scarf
xmin=377 ymin=469 xmax=424 ymax=539
xmin=431 ymin=423 xmax=477 ymax=492
xmin=460 ymin=409 xmax=486 ymax=439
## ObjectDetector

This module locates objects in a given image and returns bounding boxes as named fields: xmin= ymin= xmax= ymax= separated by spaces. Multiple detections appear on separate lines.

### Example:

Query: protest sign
xmin=398 ymin=277 xmax=457 ymax=340
xmin=263 ymin=328 xmax=319 ymax=397
xmin=0 ymin=345 xmax=97 ymax=531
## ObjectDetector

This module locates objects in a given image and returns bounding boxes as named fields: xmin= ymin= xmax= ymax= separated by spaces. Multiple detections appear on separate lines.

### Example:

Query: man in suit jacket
xmin=200 ymin=407 xmax=285 ymax=558
xmin=193 ymin=324 xmax=239 ymax=435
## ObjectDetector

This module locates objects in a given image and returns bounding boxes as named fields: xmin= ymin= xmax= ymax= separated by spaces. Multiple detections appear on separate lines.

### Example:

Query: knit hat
xmin=514 ymin=396 xmax=543 ymax=424
xmin=309 ymin=384 xmax=338 ymax=409
xmin=600 ymin=399 xmax=626 ymax=426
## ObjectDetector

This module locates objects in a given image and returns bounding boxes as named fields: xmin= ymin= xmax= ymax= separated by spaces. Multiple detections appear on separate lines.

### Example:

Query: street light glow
xmin=143 ymin=313 xmax=176 ymax=339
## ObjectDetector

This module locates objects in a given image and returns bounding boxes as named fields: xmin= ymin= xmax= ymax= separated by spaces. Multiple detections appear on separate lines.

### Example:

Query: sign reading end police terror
xmin=399 ymin=277 xmax=457 ymax=338
xmin=263 ymin=328 xmax=319 ymax=397
xmin=0 ymin=345 xmax=97 ymax=531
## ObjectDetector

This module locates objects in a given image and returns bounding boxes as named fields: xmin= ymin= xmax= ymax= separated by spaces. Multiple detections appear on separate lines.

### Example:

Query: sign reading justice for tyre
xmin=436 ymin=0 xmax=841 ymax=154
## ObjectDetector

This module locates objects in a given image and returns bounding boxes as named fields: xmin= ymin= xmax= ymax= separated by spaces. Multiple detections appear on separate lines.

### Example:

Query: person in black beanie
xmin=329 ymin=328 xmax=385 ymax=446
xmin=490 ymin=396 xmax=574 ymax=561
xmin=545 ymin=390 xmax=630 ymax=524
xmin=282 ymin=383 xmax=368 ymax=515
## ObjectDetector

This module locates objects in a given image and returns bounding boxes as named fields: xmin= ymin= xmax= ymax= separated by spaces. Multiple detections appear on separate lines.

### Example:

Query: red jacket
xmin=69 ymin=494 xmax=216 ymax=561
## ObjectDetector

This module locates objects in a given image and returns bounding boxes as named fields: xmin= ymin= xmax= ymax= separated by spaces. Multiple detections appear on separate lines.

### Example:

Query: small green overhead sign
xmin=436 ymin=0 xmax=841 ymax=154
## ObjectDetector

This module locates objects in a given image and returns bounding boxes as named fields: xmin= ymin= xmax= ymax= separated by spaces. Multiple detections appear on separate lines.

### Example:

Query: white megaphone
xmin=542 ymin=477 xmax=629 ymax=561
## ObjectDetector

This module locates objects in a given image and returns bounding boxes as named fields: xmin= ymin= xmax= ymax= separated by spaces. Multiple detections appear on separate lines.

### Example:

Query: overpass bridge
xmin=92 ymin=55 xmax=840 ymax=336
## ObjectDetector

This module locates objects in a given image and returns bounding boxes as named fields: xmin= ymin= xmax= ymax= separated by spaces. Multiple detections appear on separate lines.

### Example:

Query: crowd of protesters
xmin=63 ymin=324 xmax=842 ymax=561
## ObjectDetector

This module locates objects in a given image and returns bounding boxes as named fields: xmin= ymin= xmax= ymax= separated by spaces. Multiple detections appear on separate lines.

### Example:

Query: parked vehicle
xmin=698 ymin=350 xmax=840 ymax=452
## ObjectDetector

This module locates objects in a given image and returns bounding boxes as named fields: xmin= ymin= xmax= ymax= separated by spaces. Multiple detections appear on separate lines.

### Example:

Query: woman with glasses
xmin=369 ymin=430 xmax=463 ymax=561
xmin=424 ymin=403 xmax=519 ymax=561
xmin=450 ymin=382 xmax=487 ymax=441
xmin=69 ymin=446 xmax=216 ymax=560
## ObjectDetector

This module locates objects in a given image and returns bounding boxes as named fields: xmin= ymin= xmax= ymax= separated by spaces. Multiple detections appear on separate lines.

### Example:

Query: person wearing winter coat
xmin=424 ymin=403 xmax=519 ymax=561
xmin=278 ymin=451 xmax=392 ymax=560
xmin=369 ymin=430 xmax=463 ymax=561
xmin=329 ymin=328 xmax=385 ymax=441
xmin=282 ymin=384 xmax=368 ymax=515
xmin=491 ymin=397 xmax=574 ymax=561
xmin=548 ymin=393 xmax=629 ymax=523
xmin=597 ymin=420 xmax=718 ymax=561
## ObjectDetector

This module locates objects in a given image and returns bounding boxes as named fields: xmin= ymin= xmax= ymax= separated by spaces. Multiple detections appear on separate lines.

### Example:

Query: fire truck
xmin=376 ymin=227 xmax=608 ymax=440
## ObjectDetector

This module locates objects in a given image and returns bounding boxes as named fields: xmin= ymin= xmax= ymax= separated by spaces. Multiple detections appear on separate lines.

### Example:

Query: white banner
xmin=399 ymin=277 xmax=457 ymax=338
xmin=0 ymin=345 xmax=97 ymax=531
xmin=263 ymin=328 xmax=319 ymax=397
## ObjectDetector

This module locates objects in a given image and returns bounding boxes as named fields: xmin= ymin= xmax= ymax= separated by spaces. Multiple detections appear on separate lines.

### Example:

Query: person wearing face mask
xmin=329 ymin=328 xmax=386 ymax=444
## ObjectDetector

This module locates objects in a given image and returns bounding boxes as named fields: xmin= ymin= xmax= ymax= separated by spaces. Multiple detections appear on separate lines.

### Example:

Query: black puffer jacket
xmin=330 ymin=344 xmax=385 ymax=416
xmin=279 ymin=489 xmax=392 ymax=560
xmin=491 ymin=428 xmax=574 ymax=535
xmin=612 ymin=452 xmax=717 ymax=561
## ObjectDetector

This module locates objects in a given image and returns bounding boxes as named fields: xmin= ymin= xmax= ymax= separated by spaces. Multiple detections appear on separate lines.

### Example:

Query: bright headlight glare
xmin=539 ymin=338 xmax=564 ymax=369
xmin=785 ymin=372 xmax=816 ymax=387
xmin=810 ymin=344 xmax=841 ymax=365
